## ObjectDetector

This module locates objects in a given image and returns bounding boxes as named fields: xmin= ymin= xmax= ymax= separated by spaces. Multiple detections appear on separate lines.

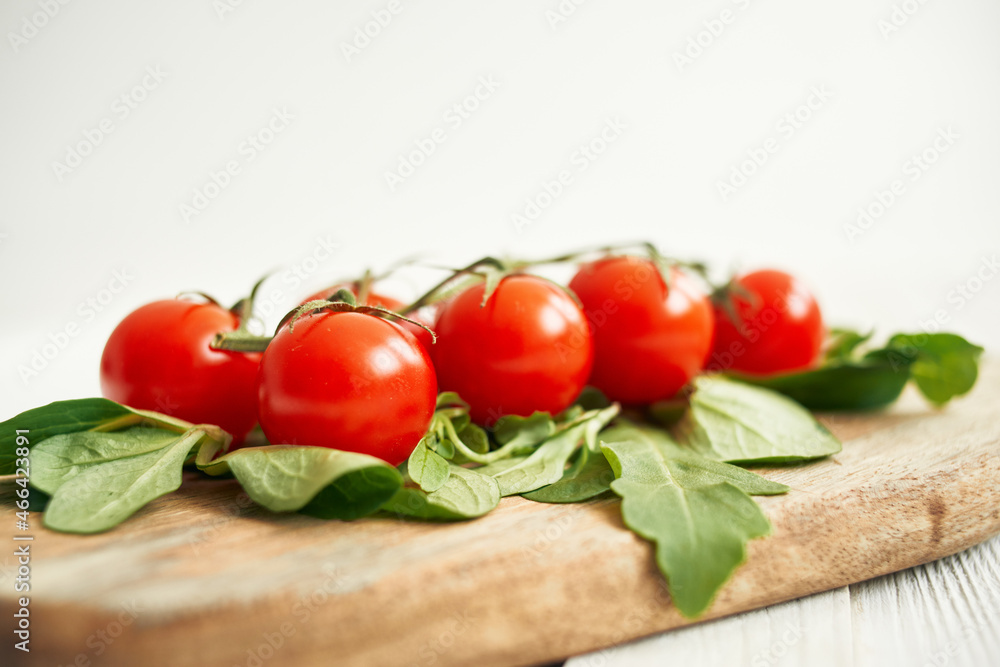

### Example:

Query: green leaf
xmin=407 ymin=438 xmax=450 ymax=492
xmin=492 ymin=406 xmax=618 ymax=496
xmin=436 ymin=392 xmax=469 ymax=410
xmin=602 ymin=421 xmax=789 ymax=496
xmin=573 ymin=386 xmax=611 ymax=411
xmin=30 ymin=427 xmax=182 ymax=494
xmin=456 ymin=422 xmax=490 ymax=454
xmin=824 ymin=328 xmax=873 ymax=361
xmin=382 ymin=466 xmax=500 ymax=520
xmin=441 ymin=412 xmax=548 ymax=465
xmin=521 ymin=444 xmax=616 ymax=504
xmin=42 ymin=429 xmax=204 ymax=534
xmin=887 ymin=333 xmax=983 ymax=405
xmin=601 ymin=435 xmax=772 ymax=618
xmin=493 ymin=412 xmax=556 ymax=449
xmin=730 ymin=361 xmax=911 ymax=411
xmin=731 ymin=330 xmax=983 ymax=411
xmin=0 ymin=398 xmax=135 ymax=475
xmin=679 ymin=377 xmax=841 ymax=464
xmin=200 ymin=445 xmax=402 ymax=520
xmin=474 ymin=456 xmax=528 ymax=477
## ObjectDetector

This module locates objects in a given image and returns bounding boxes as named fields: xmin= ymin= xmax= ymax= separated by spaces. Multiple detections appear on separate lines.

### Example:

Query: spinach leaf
xmin=493 ymin=412 xmax=556 ymax=449
xmin=731 ymin=330 xmax=982 ymax=410
xmin=407 ymin=438 xmax=450 ymax=492
xmin=679 ymin=377 xmax=841 ymax=464
xmin=602 ymin=434 xmax=772 ymax=618
xmin=492 ymin=405 xmax=618 ymax=497
xmin=30 ymin=427 xmax=182 ymax=494
xmin=886 ymin=333 xmax=983 ymax=405
xmin=603 ymin=421 xmax=789 ymax=496
xmin=823 ymin=328 xmax=872 ymax=361
xmin=42 ymin=428 xmax=205 ymax=534
xmin=520 ymin=443 xmax=616 ymax=504
xmin=200 ymin=445 xmax=402 ymax=520
xmin=383 ymin=466 xmax=500 ymax=520
xmin=730 ymin=361 xmax=911 ymax=411
xmin=0 ymin=398 xmax=136 ymax=474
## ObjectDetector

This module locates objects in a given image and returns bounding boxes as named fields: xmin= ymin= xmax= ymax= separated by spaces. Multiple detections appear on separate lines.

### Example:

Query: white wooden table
xmin=567 ymin=535 xmax=1000 ymax=667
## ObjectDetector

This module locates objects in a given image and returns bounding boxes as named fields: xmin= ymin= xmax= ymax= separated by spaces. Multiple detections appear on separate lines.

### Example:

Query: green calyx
xmin=279 ymin=291 xmax=437 ymax=342
xmin=209 ymin=273 xmax=273 ymax=353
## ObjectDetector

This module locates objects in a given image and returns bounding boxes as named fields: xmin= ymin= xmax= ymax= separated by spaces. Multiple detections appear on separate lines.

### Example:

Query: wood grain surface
xmin=2 ymin=362 xmax=998 ymax=667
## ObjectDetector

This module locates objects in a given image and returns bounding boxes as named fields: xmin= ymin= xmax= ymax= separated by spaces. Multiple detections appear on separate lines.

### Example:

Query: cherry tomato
xmin=432 ymin=275 xmax=593 ymax=426
xmin=568 ymin=257 xmax=713 ymax=404
xmin=256 ymin=309 xmax=437 ymax=465
xmin=100 ymin=299 xmax=261 ymax=443
xmin=710 ymin=269 xmax=824 ymax=375
xmin=304 ymin=284 xmax=434 ymax=353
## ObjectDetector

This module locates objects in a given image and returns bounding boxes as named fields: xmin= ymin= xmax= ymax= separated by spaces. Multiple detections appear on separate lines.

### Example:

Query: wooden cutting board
xmin=3 ymin=361 xmax=999 ymax=667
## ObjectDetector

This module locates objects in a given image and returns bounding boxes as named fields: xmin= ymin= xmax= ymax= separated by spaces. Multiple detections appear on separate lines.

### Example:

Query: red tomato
xmin=432 ymin=275 xmax=593 ymax=426
xmin=100 ymin=299 xmax=261 ymax=443
xmin=303 ymin=285 xmax=434 ymax=353
xmin=710 ymin=269 xmax=824 ymax=375
xmin=256 ymin=310 xmax=437 ymax=465
xmin=569 ymin=257 xmax=713 ymax=404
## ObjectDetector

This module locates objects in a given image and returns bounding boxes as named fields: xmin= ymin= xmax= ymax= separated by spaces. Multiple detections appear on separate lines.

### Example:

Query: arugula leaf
xmin=492 ymin=406 xmax=618 ymax=496
xmin=42 ymin=428 xmax=206 ymax=534
xmin=200 ymin=445 xmax=402 ymax=520
xmin=0 ymin=398 xmax=135 ymax=475
xmin=886 ymin=333 xmax=983 ymax=405
xmin=407 ymin=438 xmax=450 ymax=492
xmin=601 ymin=433 xmax=772 ymax=618
xmin=383 ymin=466 xmax=500 ymax=520
xmin=679 ymin=377 xmax=841 ymax=464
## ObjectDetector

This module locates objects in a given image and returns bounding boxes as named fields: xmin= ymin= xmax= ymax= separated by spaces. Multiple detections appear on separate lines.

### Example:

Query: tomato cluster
xmin=99 ymin=257 xmax=824 ymax=466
